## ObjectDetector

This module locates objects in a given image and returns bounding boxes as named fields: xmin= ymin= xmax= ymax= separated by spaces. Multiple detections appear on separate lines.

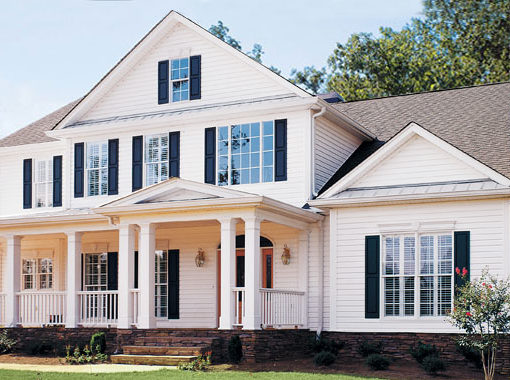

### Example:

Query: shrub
xmin=313 ymin=351 xmax=336 ymax=366
xmin=422 ymin=355 xmax=446 ymax=374
xmin=365 ymin=354 xmax=390 ymax=370
xmin=357 ymin=340 xmax=383 ymax=357
xmin=409 ymin=341 xmax=439 ymax=363
xmin=90 ymin=332 xmax=106 ymax=354
xmin=0 ymin=330 xmax=16 ymax=354
xmin=227 ymin=335 xmax=243 ymax=364
xmin=65 ymin=344 xmax=108 ymax=365
xmin=310 ymin=335 xmax=345 ymax=356
xmin=178 ymin=353 xmax=211 ymax=371
xmin=456 ymin=341 xmax=483 ymax=369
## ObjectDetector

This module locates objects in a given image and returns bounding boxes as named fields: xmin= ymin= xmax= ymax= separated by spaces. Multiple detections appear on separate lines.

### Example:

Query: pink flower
xmin=462 ymin=268 xmax=468 ymax=276
xmin=489 ymin=285 xmax=493 ymax=289
xmin=466 ymin=312 xmax=472 ymax=317
xmin=482 ymin=283 xmax=486 ymax=286
xmin=455 ymin=267 xmax=461 ymax=275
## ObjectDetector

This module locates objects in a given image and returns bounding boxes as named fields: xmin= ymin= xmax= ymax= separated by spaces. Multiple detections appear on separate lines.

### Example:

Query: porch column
xmin=4 ymin=235 xmax=21 ymax=327
xmin=118 ymin=224 xmax=136 ymax=328
xmin=219 ymin=218 xmax=237 ymax=330
xmin=243 ymin=216 xmax=261 ymax=330
xmin=66 ymin=231 xmax=82 ymax=328
xmin=298 ymin=230 xmax=310 ymax=327
xmin=138 ymin=223 xmax=156 ymax=329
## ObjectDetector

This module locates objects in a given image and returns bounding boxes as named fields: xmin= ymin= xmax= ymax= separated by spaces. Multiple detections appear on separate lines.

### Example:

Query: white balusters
xmin=232 ymin=287 xmax=245 ymax=326
xmin=78 ymin=291 xmax=119 ymax=326
xmin=17 ymin=291 xmax=66 ymax=326
xmin=260 ymin=289 xmax=305 ymax=328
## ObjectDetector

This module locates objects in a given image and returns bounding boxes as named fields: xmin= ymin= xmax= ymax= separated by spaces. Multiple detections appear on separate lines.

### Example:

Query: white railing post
xmin=130 ymin=289 xmax=140 ymax=326
xmin=0 ymin=293 xmax=6 ymax=326
xmin=219 ymin=218 xmax=237 ymax=329
xmin=4 ymin=235 xmax=21 ymax=327
xmin=232 ymin=287 xmax=245 ymax=326
xmin=118 ymin=224 xmax=136 ymax=328
xmin=66 ymin=231 xmax=82 ymax=328
xmin=298 ymin=230 xmax=310 ymax=328
xmin=259 ymin=289 xmax=305 ymax=328
xmin=138 ymin=223 xmax=156 ymax=329
xmin=243 ymin=216 xmax=262 ymax=330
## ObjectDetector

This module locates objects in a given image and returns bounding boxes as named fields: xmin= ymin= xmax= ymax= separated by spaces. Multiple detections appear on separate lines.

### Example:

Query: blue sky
xmin=0 ymin=0 xmax=423 ymax=138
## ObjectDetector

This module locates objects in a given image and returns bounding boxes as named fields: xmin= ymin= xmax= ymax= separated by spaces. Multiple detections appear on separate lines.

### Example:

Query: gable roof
xmin=0 ymin=99 xmax=80 ymax=148
xmin=319 ymin=82 xmax=510 ymax=195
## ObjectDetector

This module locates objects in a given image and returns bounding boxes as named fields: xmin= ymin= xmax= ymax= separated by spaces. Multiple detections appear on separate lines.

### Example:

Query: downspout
xmin=311 ymin=106 xmax=327 ymax=199
xmin=317 ymin=218 xmax=325 ymax=336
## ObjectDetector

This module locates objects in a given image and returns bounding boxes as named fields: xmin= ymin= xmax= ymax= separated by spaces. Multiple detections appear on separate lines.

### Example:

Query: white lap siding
xmin=330 ymin=198 xmax=508 ymax=333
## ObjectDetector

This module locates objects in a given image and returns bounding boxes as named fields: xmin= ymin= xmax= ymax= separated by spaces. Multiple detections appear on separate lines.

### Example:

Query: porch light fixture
xmin=281 ymin=244 xmax=291 ymax=265
xmin=195 ymin=248 xmax=205 ymax=267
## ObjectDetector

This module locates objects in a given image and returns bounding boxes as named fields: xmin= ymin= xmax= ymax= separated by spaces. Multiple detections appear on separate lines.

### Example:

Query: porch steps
xmin=111 ymin=354 xmax=196 ymax=366
xmin=122 ymin=345 xmax=208 ymax=356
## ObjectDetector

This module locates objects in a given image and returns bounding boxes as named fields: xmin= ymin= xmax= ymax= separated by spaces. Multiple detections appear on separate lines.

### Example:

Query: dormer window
xmin=171 ymin=58 xmax=189 ymax=102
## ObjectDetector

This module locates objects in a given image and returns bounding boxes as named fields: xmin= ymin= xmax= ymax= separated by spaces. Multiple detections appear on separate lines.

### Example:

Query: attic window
xmin=171 ymin=58 xmax=189 ymax=102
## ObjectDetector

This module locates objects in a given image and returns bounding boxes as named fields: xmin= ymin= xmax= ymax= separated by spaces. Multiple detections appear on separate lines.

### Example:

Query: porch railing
xmin=78 ymin=291 xmax=118 ymax=326
xmin=17 ymin=291 xmax=66 ymax=326
xmin=0 ymin=293 xmax=5 ymax=326
xmin=130 ymin=289 xmax=140 ymax=326
xmin=260 ymin=288 xmax=305 ymax=327
xmin=232 ymin=287 xmax=245 ymax=326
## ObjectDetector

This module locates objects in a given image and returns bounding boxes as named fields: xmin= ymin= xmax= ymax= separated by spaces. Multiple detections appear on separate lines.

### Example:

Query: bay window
xmin=382 ymin=233 xmax=453 ymax=317
xmin=86 ymin=142 xmax=108 ymax=196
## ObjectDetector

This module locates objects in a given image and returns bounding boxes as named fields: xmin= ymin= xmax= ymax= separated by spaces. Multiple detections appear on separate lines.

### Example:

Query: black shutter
xmin=74 ymin=143 xmax=84 ymax=198
xmin=189 ymin=55 xmax=201 ymax=100
xmin=168 ymin=250 xmax=179 ymax=319
xmin=274 ymin=119 xmax=287 ymax=181
xmin=23 ymin=159 xmax=32 ymax=209
xmin=53 ymin=156 xmax=62 ymax=207
xmin=132 ymin=136 xmax=143 ymax=191
xmin=454 ymin=231 xmax=470 ymax=288
xmin=204 ymin=127 xmax=216 ymax=184
xmin=158 ymin=60 xmax=169 ymax=104
xmin=365 ymin=235 xmax=380 ymax=319
xmin=107 ymin=252 xmax=118 ymax=291
xmin=134 ymin=251 xmax=139 ymax=289
xmin=169 ymin=131 xmax=180 ymax=178
xmin=108 ymin=139 xmax=119 ymax=195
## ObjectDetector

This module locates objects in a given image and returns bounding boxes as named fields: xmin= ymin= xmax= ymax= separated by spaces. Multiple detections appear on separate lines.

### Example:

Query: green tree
xmin=290 ymin=1 xmax=510 ymax=98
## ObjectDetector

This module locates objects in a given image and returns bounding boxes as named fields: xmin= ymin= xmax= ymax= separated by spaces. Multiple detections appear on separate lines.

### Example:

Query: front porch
xmin=0 ymin=179 xmax=321 ymax=331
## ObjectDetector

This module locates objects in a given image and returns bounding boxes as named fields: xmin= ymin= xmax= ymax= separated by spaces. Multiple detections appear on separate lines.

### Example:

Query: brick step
xmin=122 ymin=345 xmax=209 ymax=356
xmin=111 ymin=354 xmax=196 ymax=366
xmin=133 ymin=336 xmax=218 ymax=347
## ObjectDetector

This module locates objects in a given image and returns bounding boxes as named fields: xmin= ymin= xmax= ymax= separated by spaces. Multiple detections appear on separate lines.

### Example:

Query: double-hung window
xmin=34 ymin=160 xmax=53 ymax=208
xmin=155 ymin=250 xmax=168 ymax=318
xmin=217 ymin=121 xmax=274 ymax=186
xmin=145 ymin=134 xmax=169 ymax=186
xmin=84 ymin=253 xmax=108 ymax=291
xmin=86 ymin=142 xmax=108 ymax=196
xmin=171 ymin=58 xmax=189 ymax=102
xmin=22 ymin=258 xmax=53 ymax=290
xmin=382 ymin=233 xmax=453 ymax=317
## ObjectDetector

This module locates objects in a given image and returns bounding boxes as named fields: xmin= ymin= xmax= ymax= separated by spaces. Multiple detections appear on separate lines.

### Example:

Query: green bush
xmin=310 ymin=335 xmax=345 ymax=356
xmin=313 ymin=350 xmax=336 ymax=366
xmin=178 ymin=354 xmax=211 ymax=371
xmin=227 ymin=335 xmax=243 ymax=364
xmin=90 ymin=332 xmax=106 ymax=354
xmin=0 ymin=330 xmax=16 ymax=354
xmin=422 ymin=355 xmax=446 ymax=374
xmin=365 ymin=354 xmax=390 ymax=370
xmin=65 ymin=345 xmax=107 ymax=365
xmin=357 ymin=340 xmax=383 ymax=357
xmin=409 ymin=341 xmax=439 ymax=363
xmin=456 ymin=341 xmax=483 ymax=368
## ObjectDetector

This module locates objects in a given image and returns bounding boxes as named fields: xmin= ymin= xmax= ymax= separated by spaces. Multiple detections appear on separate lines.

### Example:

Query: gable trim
xmin=319 ymin=122 xmax=510 ymax=198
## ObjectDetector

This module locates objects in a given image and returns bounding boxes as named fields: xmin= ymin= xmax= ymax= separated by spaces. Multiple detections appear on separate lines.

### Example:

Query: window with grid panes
xmin=171 ymin=58 xmax=189 ymax=102
xmin=86 ymin=142 xmax=108 ymax=196
xmin=155 ymin=250 xmax=168 ymax=318
xmin=34 ymin=160 xmax=53 ymax=207
xmin=145 ymin=134 xmax=169 ymax=186
xmin=382 ymin=233 xmax=453 ymax=317
xmin=84 ymin=253 xmax=108 ymax=291
xmin=22 ymin=258 xmax=53 ymax=290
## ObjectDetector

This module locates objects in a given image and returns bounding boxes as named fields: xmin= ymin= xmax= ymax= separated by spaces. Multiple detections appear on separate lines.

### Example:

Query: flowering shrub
xmin=448 ymin=268 xmax=510 ymax=380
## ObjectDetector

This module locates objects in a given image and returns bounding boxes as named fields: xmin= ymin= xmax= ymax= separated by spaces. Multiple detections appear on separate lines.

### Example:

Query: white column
xmin=299 ymin=230 xmax=310 ymax=327
xmin=243 ymin=216 xmax=261 ymax=330
xmin=4 ymin=235 xmax=21 ymax=327
xmin=138 ymin=223 xmax=156 ymax=329
xmin=117 ymin=224 xmax=136 ymax=329
xmin=66 ymin=231 xmax=82 ymax=328
xmin=219 ymin=218 xmax=237 ymax=329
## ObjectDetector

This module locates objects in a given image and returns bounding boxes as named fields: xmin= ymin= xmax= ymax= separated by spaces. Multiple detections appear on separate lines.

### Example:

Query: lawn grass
xmin=0 ymin=369 xmax=383 ymax=380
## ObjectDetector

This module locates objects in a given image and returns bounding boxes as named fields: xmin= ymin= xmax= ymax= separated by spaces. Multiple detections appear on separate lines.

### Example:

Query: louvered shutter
xmin=204 ymin=127 xmax=216 ymax=184
xmin=365 ymin=235 xmax=380 ymax=319
xmin=108 ymin=139 xmax=119 ymax=195
xmin=158 ymin=60 xmax=169 ymax=104
xmin=168 ymin=131 xmax=180 ymax=178
xmin=53 ymin=155 xmax=62 ymax=207
xmin=132 ymin=136 xmax=143 ymax=191
xmin=189 ymin=55 xmax=201 ymax=100
xmin=274 ymin=119 xmax=287 ymax=181
xmin=74 ymin=143 xmax=84 ymax=198
xmin=23 ymin=159 xmax=32 ymax=209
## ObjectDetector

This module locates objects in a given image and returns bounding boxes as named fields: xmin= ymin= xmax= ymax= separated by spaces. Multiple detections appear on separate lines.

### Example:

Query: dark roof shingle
xmin=0 ymin=99 xmax=81 ymax=148
xmin=319 ymin=82 xmax=510 ymax=194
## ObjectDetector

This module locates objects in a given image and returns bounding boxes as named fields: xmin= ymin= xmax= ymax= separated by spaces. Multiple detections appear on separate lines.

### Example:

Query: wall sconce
xmin=281 ymin=244 xmax=291 ymax=265
xmin=195 ymin=248 xmax=205 ymax=267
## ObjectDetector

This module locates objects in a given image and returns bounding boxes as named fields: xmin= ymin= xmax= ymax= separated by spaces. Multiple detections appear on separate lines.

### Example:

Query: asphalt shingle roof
xmin=319 ymin=82 xmax=510 ymax=195
xmin=0 ymin=99 xmax=81 ymax=148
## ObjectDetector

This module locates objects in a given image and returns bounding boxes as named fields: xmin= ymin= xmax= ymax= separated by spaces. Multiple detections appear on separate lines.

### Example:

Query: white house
xmin=1 ymin=10 xmax=510 ymax=366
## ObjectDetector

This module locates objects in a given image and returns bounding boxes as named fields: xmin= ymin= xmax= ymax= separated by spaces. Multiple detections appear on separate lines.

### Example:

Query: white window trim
xmin=170 ymin=57 xmax=190 ymax=103
xmin=144 ymin=134 xmax=170 ymax=187
xmin=33 ymin=158 xmax=53 ymax=209
xmin=85 ymin=141 xmax=109 ymax=197
xmin=83 ymin=253 xmax=108 ymax=291
xmin=21 ymin=258 xmax=54 ymax=291
xmin=380 ymin=231 xmax=454 ymax=320
xmin=216 ymin=121 xmax=275 ymax=187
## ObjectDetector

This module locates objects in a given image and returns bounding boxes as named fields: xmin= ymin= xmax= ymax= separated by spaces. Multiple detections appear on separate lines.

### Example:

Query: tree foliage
xmin=448 ymin=268 xmax=510 ymax=380
xmin=290 ymin=0 xmax=510 ymax=99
